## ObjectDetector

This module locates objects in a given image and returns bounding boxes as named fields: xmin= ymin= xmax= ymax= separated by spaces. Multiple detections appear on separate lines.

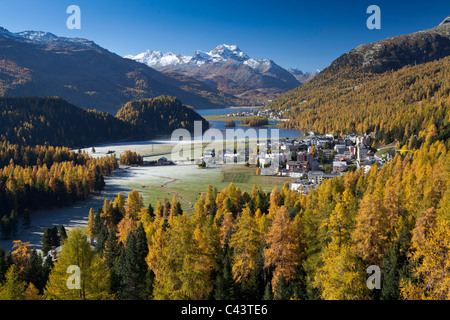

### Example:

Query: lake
xmin=197 ymin=107 xmax=303 ymax=139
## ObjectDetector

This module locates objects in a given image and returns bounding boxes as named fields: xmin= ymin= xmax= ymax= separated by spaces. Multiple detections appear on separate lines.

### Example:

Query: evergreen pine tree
xmin=116 ymin=231 xmax=148 ymax=299
xmin=148 ymin=203 xmax=155 ymax=219
xmin=104 ymin=226 xmax=118 ymax=268
xmin=50 ymin=225 xmax=60 ymax=248
xmin=95 ymin=224 xmax=109 ymax=255
xmin=22 ymin=209 xmax=31 ymax=229
xmin=24 ymin=249 xmax=46 ymax=293
xmin=214 ymin=243 xmax=234 ymax=300
xmin=381 ymin=225 xmax=412 ymax=300
xmin=0 ymin=247 xmax=12 ymax=282
xmin=59 ymin=225 xmax=68 ymax=244
xmin=93 ymin=209 xmax=103 ymax=237
xmin=263 ymin=283 xmax=273 ymax=300
xmin=9 ymin=210 xmax=18 ymax=237
xmin=0 ymin=215 xmax=11 ymax=240
xmin=41 ymin=228 xmax=52 ymax=255
xmin=274 ymin=274 xmax=290 ymax=300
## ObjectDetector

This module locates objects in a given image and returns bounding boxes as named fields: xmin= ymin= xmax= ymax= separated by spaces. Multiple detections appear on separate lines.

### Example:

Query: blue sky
xmin=0 ymin=0 xmax=449 ymax=72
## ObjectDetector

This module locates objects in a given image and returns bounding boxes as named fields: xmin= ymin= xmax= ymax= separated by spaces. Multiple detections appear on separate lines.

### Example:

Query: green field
xmin=123 ymin=163 xmax=296 ymax=212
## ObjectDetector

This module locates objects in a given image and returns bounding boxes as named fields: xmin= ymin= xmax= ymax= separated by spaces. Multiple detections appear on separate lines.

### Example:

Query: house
xmin=386 ymin=149 xmax=397 ymax=161
xmin=357 ymin=146 xmax=370 ymax=162
xmin=335 ymin=151 xmax=353 ymax=161
xmin=334 ymin=144 xmax=347 ymax=154
xmin=333 ymin=160 xmax=348 ymax=172
xmin=308 ymin=170 xmax=342 ymax=184
xmin=297 ymin=152 xmax=314 ymax=163
xmin=307 ymin=171 xmax=325 ymax=184
xmin=157 ymin=157 xmax=168 ymax=164
xmin=290 ymin=179 xmax=317 ymax=193
xmin=286 ymin=160 xmax=308 ymax=172
xmin=157 ymin=157 xmax=174 ymax=166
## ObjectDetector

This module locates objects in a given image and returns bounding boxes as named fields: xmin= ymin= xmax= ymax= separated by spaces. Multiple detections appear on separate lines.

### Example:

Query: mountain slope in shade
xmin=0 ymin=28 xmax=248 ymax=113
xmin=327 ymin=16 xmax=450 ymax=73
xmin=126 ymin=44 xmax=303 ymax=104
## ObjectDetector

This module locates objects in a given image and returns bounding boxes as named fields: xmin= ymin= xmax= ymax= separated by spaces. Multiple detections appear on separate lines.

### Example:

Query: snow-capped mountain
xmin=129 ymin=50 xmax=192 ymax=68
xmin=126 ymin=44 xmax=307 ymax=103
xmin=127 ymin=44 xmax=277 ymax=71
xmin=0 ymin=27 xmax=252 ymax=113
xmin=0 ymin=27 xmax=98 ymax=48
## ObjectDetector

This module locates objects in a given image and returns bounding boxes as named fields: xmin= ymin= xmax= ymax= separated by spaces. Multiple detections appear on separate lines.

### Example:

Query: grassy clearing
xmin=375 ymin=146 xmax=396 ymax=157
xmin=83 ymin=139 xmax=296 ymax=212
xmin=123 ymin=163 xmax=296 ymax=212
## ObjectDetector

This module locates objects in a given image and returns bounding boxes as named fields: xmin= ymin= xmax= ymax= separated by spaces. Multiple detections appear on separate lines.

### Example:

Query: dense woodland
xmin=116 ymin=95 xmax=210 ymax=135
xmin=0 ymin=143 xmax=118 ymax=239
xmin=0 ymin=135 xmax=447 ymax=299
xmin=119 ymin=150 xmax=143 ymax=166
xmin=0 ymin=57 xmax=448 ymax=299
xmin=0 ymin=97 xmax=136 ymax=148
xmin=0 ymin=95 xmax=209 ymax=240
xmin=240 ymin=117 xmax=269 ymax=127
xmin=270 ymin=57 xmax=450 ymax=148
xmin=0 ymin=96 xmax=209 ymax=149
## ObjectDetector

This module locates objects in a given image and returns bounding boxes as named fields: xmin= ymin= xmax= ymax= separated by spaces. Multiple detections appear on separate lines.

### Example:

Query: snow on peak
xmin=17 ymin=31 xmax=58 ymax=41
xmin=0 ymin=27 xmax=98 ymax=48
xmin=126 ymin=44 xmax=272 ymax=70
xmin=125 ymin=49 xmax=192 ymax=68
xmin=207 ymin=44 xmax=249 ymax=62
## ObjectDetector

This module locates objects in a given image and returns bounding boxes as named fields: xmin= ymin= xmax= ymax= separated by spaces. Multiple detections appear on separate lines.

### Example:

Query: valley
xmin=0 ymin=5 xmax=449 ymax=303
xmin=0 ymin=106 xmax=302 ymax=251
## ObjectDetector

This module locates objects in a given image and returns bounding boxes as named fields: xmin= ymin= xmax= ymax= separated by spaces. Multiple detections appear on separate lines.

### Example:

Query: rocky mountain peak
xmin=439 ymin=16 xmax=450 ymax=26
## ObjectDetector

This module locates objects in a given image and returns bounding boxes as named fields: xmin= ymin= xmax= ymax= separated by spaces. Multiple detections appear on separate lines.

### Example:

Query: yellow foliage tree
xmin=264 ymin=206 xmax=302 ymax=292
xmin=229 ymin=206 xmax=261 ymax=283
xmin=44 ymin=229 xmax=113 ymax=300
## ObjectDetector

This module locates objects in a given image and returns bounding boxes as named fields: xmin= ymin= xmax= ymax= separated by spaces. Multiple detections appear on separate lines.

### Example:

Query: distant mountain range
xmin=126 ymin=44 xmax=316 ymax=104
xmin=0 ymin=29 xmax=314 ymax=113
xmin=0 ymin=28 xmax=254 ymax=113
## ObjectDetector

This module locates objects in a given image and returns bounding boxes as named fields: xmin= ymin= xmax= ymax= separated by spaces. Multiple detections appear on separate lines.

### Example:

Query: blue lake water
xmin=197 ymin=107 xmax=303 ymax=139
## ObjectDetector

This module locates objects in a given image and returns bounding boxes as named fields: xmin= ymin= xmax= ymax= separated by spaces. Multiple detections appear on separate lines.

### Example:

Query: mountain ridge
xmin=126 ymin=44 xmax=312 ymax=104
xmin=0 ymin=27 xmax=251 ymax=113
xmin=325 ymin=16 xmax=450 ymax=73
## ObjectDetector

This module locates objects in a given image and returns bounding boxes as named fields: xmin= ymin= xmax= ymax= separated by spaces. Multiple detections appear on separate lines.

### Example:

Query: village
xmin=200 ymin=131 xmax=396 ymax=195
xmin=224 ymin=107 xmax=292 ymax=122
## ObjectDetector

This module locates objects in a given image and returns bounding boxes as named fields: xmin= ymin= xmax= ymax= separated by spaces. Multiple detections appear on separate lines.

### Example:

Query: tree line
xmin=0 ymin=143 xmax=118 ymax=239
xmin=0 ymin=95 xmax=210 ymax=149
xmin=240 ymin=117 xmax=269 ymax=127
xmin=119 ymin=150 xmax=143 ymax=166
xmin=0 ymin=136 xmax=446 ymax=299
xmin=0 ymin=97 xmax=136 ymax=148
xmin=115 ymin=95 xmax=210 ymax=135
